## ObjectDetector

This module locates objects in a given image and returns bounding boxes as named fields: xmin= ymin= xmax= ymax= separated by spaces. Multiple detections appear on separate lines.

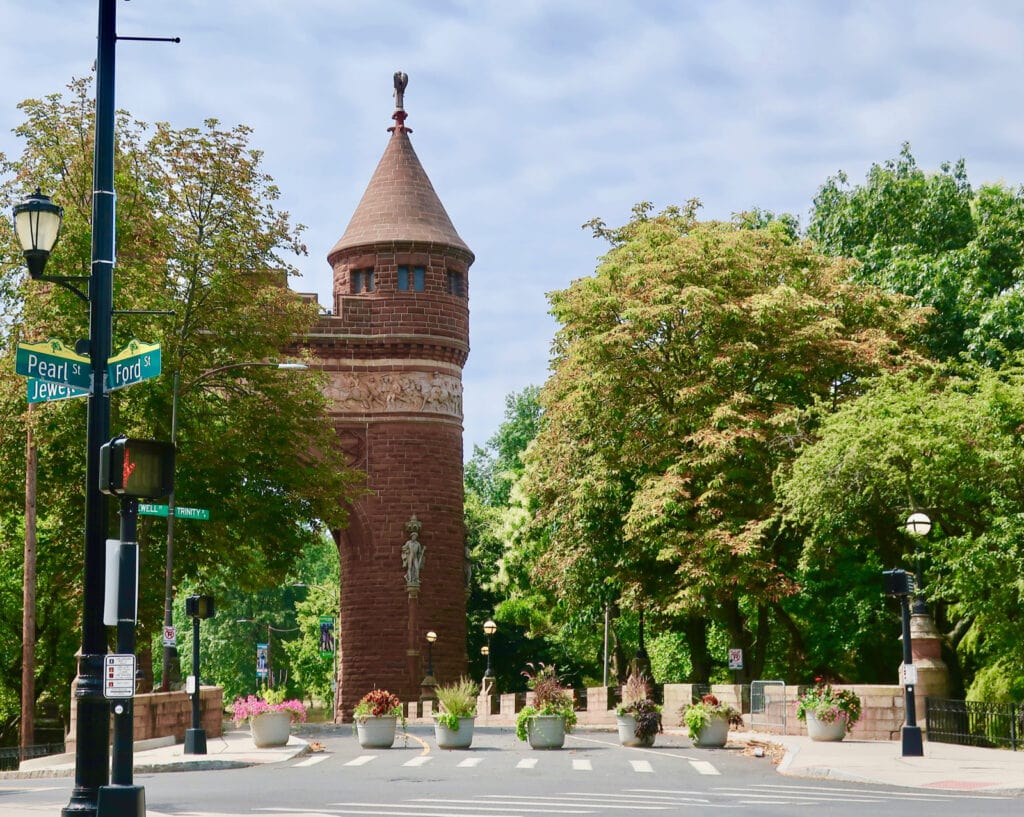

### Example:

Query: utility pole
xmin=21 ymin=412 xmax=37 ymax=761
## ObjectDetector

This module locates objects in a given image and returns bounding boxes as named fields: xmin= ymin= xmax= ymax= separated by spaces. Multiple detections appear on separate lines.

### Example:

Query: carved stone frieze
xmin=325 ymin=370 xmax=462 ymax=418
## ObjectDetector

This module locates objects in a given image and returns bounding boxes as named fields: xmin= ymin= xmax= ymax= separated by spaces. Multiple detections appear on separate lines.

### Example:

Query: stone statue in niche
xmin=402 ymin=515 xmax=424 ymax=586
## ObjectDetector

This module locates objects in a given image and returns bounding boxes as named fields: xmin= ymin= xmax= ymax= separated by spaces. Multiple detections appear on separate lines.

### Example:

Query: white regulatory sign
xmin=162 ymin=625 xmax=176 ymax=647
xmin=728 ymin=648 xmax=744 ymax=670
xmin=902 ymin=663 xmax=918 ymax=686
xmin=104 ymin=653 xmax=137 ymax=699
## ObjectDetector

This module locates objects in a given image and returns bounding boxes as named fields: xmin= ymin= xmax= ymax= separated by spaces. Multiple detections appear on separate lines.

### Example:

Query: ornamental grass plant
xmin=435 ymin=677 xmax=479 ymax=731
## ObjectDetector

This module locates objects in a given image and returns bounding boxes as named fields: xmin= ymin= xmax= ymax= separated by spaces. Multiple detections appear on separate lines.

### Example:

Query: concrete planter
xmin=806 ymin=712 xmax=847 ymax=742
xmin=692 ymin=714 xmax=729 ymax=747
xmin=616 ymin=714 xmax=655 ymax=747
xmin=434 ymin=716 xmax=475 ymax=749
xmin=356 ymin=715 xmax=398 ymax=748
xmin=527 ymin=715 xmax=566 ymax=749
xmin=250 ymin=711 xmax=291 ymax=748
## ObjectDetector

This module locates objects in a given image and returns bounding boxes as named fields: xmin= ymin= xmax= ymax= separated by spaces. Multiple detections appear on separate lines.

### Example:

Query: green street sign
xmin=15 ymin=339 xmax=92 ymax=390
xmin=138 ymin=503 xmax=210 ymax=521
xmin=106 ymin=339 xmax=161 ymax=392
xmin=27 ymin=377 xmax=89 ymax=403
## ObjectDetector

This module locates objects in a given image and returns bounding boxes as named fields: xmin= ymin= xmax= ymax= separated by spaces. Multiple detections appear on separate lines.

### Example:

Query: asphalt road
xmin=3 ymin=725 xmax=1020 ymax=816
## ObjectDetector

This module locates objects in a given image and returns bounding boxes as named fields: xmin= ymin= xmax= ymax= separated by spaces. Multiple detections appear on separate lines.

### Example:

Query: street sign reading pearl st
xmin=15 ymin=339 xmax=92 ymax=390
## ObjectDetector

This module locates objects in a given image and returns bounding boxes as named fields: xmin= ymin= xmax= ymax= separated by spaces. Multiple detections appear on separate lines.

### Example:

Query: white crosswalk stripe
xmin=458 ymin=757 xmax=483 ymax=767
xmin=402 ymin=755 xmax=432 ymax=767
xmin=688 ymin=760 xmax=719 ymax=775
xmin=343 ymin=755 xmax=376 ymax=766
xmin=571 ymin=758 xmax=592 ymax=771
xmin=516 ymin=757 xmax=538 ymax=768
xmin=293 ymin=754 xmax=329 ymax=767
xmin=629 ymin=759 xmax=654 ymax=773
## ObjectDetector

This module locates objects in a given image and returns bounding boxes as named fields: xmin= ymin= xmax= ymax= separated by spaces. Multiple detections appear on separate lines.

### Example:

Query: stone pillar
xmin=900 ymin=611 xmax=949 ymax=732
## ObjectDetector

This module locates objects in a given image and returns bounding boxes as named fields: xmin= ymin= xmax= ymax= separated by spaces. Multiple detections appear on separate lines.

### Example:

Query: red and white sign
xmin=162 ymin=625 xmax=176 ymax=647
xmin=103 ymin=653 xmax=136 ymax=699
xmin=728 ymin=648 xmax=744 ymax=670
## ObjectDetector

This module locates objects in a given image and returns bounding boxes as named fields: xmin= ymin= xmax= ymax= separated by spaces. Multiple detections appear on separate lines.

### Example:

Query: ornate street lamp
xmin=13 ymin=188 xmax=63 ymax=278
xmin=482 ymin=619 xmax=496 ymax=679
xmin=425 ymin=631 xmax=437 ymax=678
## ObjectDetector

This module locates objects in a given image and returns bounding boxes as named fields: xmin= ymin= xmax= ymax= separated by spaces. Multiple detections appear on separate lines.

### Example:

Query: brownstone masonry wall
xmin=65 ymin=687 xmax=223 ymax=750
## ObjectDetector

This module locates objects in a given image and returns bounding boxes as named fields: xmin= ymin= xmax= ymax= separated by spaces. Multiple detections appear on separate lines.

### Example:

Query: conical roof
xmin=328 ymin=104 xmax=473 ymax=264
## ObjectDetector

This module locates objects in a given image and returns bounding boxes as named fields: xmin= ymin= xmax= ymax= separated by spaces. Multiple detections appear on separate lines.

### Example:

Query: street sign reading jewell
xmin=15 ymin=339 xmax=92 ymax=390
xmin=27 ymin=377 xmax=89 ymax=403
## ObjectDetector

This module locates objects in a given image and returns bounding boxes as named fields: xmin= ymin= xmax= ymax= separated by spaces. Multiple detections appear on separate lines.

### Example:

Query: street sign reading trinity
xmin=138 ymin=503 xmax=210 ymax=521
xmin=106 ymin=339 xmax=161 ymax=391
xmin=15 ymin=339 xmax=91 ymax=390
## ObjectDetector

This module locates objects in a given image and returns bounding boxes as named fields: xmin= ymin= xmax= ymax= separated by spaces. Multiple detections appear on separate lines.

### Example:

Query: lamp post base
xmin=184 ymin=728 xmax=207 ymax=755
xmin=901 ymin=725 xmax=923 ymax=757
xmin=97 ymin=784 xmax=145 ymax=817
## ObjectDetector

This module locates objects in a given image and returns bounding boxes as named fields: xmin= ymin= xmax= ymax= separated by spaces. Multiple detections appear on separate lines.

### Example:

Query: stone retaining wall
xmin=66 ymin=686 xmax=223 ymax=751
xmin=404 ymin=682 xmax=907 ymax=741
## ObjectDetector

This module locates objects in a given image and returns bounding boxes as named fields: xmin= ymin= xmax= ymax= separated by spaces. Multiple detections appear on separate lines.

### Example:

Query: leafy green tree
xmin=0 ymin=77 xmax=358 ymax=736
xmin=809 ymin=144 xmax=1024 ymax=365
xmin=777 ymin=364 xmax=1024 ymax=690
xmin=464 ymin=387 xmax=557 ymax=690
xmin=522 ymin=203 xmax=925 ymax=683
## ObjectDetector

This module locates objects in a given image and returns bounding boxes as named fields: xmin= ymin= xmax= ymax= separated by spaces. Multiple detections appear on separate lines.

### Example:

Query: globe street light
xmin=159 ymin=362 xmax=308 ymax=692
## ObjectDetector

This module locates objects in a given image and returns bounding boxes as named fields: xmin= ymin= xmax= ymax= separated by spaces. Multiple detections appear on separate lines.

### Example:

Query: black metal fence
xmin=0 ymin=742 xmax=66 ymax=771
xmin=926 ymin=697 xmax=1021 ymax=751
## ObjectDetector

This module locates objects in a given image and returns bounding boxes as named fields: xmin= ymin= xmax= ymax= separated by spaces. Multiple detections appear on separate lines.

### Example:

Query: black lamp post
xmin=482 ymin=619 xmax=496 ymax=679
xmin=425 ymin=631 xmax=437 ymax=678
xmin=906 ymin=511 xmax=932 ymax=615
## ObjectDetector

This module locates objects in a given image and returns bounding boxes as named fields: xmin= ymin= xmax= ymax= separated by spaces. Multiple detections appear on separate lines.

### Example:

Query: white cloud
xmin=5 ymin=0 xmax=1024 ymax=451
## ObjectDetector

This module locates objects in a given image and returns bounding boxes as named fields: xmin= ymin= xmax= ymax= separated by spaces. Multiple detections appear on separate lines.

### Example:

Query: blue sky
xmin=4 ymin=1 xmax=1024 ymax=453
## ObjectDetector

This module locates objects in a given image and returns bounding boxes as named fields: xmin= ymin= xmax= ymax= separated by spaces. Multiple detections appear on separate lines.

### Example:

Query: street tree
xmin=776 ymin=364 xmax=1024 ymax=693
xmin=522 ymin=202 xmax=926 ymax=683
xmin=809 ymin=144 xmax=1024 ymax=365
xmin=0 ymin=77 xmax=360 ymax=737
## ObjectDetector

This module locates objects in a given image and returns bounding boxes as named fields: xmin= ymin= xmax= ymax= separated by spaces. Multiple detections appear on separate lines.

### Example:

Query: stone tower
xmin=306 ymin=73 xmax=473 ymax=717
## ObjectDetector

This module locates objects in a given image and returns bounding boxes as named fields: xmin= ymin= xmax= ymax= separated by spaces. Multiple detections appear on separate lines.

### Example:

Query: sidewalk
xmin=3 ymin=727 xmax=1023 ymax=795
xmin=4 ymin=728 xmax=309 ymax=779
xmin=737 ymin=730 xmax=1024 ymax=795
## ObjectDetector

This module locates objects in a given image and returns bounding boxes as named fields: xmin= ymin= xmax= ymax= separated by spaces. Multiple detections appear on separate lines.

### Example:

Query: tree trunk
xmin=682 ymin=614 xmax=711 ymax=683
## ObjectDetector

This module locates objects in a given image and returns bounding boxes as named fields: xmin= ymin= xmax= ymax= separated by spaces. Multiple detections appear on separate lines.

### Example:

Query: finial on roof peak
xmin=390 ymin=71 xmax=412 ymax=133
xmin=393 ymin=71 xmax=408 ymax=111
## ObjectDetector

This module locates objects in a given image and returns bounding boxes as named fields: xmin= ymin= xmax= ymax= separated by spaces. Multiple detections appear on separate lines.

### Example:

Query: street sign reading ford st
xmin=15 ymin=339 xmax=92 ymax=390
xmin=106 ymin=339 xmax=161 ymax=391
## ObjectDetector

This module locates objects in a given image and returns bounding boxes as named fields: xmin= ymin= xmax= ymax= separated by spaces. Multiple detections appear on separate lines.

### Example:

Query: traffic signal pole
xmin=63 ymin=2 xmax=116 ymax=814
